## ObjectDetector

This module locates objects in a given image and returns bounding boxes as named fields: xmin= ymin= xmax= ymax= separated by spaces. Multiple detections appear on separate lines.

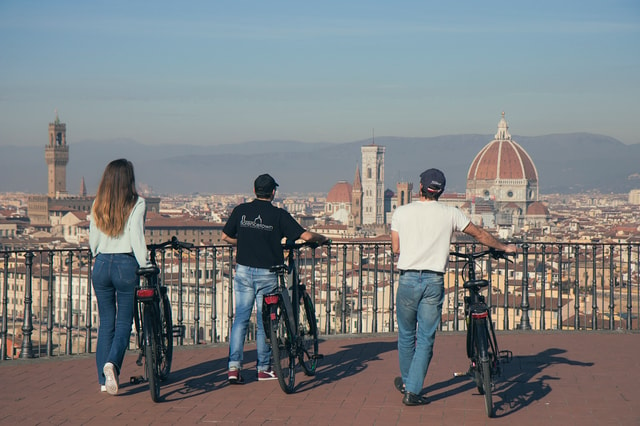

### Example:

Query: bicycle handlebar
xmin=147 ymin=236 xmax=194 ymax=252
xmin=449 ymin=248 xmax=515 ymax=262
xmin=282 ymin=238 xmax=331 ymax=250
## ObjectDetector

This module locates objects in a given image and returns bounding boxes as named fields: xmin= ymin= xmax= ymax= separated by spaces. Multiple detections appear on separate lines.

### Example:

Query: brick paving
xmin=0 ymin=331 xmax=639 ymax=425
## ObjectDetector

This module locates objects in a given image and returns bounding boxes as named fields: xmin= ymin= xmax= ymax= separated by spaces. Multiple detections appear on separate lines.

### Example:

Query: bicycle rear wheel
xmin=143 ymin=305 xmax=161 ymax=402
xmin=159 ymin=290 xmax=173 ymax=380
xmin=474 ymin=318 xmax=493 ymax=417
xmin=299 ymin=291 xmax=319 ymax=376
xmin=480 ymin=358 xmax=493 ymax=417
xmin=269 ymin=303 xmax=296 ymax=394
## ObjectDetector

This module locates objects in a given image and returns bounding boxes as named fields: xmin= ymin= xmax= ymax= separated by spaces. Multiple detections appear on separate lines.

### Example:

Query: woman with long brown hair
xmin=89 ymin=159 xmax=149 ymax=395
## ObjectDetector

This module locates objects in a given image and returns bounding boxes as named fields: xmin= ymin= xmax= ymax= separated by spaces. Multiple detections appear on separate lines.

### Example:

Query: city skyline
xmin=0 ymin=1 xmax=639 ymax=148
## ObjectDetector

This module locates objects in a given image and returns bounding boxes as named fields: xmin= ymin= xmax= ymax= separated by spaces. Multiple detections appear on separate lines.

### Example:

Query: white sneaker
xmin=100 ymin=385 xmax=107 ymax=393
xmin=103 ymin=362 xmax=119 ymax=395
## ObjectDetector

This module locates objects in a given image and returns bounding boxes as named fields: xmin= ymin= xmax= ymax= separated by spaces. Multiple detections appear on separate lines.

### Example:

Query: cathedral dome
xmin=467 ymin=113 xmax=538 ymax=182
xmin=327 ymin=181 xmax=352 ymax=203
xmin=526 ymin=201 xmax=550 ymax=216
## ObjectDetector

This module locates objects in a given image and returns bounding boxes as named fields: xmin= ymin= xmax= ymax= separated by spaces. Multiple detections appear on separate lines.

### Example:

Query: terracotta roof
xmin=327 ymin=181 xmax=352 ymax=203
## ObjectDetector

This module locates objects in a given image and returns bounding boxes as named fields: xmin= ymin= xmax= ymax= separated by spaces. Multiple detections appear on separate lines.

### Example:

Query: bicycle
xmin=262 ymin=239 xmax=328 ymax=394
xmin=450 ymin=248 xmax=514 ymax=417
xmin=131 ymin=236 xmax=192 ymax=402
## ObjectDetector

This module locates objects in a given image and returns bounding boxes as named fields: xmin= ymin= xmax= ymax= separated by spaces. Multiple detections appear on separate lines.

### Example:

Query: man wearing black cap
xmin=222 ymin=173 xmax=328 ymax=384
xmin=390 ymin=168 xmax=516 ymax=405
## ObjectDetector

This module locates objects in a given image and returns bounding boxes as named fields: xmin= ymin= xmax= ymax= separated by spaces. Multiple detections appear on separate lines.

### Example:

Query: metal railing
xmin=2 ymin=241 xmax=638 ymax=360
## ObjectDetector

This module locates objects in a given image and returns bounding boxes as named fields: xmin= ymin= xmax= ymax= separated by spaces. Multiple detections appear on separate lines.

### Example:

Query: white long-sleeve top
xmin=89 ymin=196 xmax=150 ymax=267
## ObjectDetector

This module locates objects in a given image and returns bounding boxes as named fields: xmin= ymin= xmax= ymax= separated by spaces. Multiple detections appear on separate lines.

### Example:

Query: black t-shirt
xmin=222 ymin=199 xmax=306 ymax=269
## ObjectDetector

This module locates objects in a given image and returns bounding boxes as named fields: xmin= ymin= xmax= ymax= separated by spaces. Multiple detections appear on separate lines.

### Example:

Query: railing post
xmin=626 ymin=245 xmax=632 ymax=330
xmin=66 ymin=251 xmax=74 ymax=355
xmin=573 ymin=245 xmax=580 ymax=330
xmin=227 ymin=248 xmax=234 ymax=342
xmin=340 ymin=245 xmax=347 ymax=334
xmin=357 ymin=244 xmax=363 ymax=334
xmin=194 ymin=247 xmax=201 ymax=344
xmin=46 ymin=251 xmax=55 ymax=357
xmin=517 ymin=243 xmax=532 ymax=330
xmin=85 ymin=252 xmax=93 ymax=353
xmin=609 ymin=245 xmax=615 ymax=330
xmin=211 ymin=246 xmax=218 ymax=343
xmin=389 ymin=246 xmax=395 ymax=333
xmin=540 ymin=245 xmax=547 ymax=330
xmin=557 ymin=244 xmax=563 ymax=330
xmin=591 ymin=244 xmax=598 ymax=330
xmin=1 ymin=252 xmax=9 ymax=361
xmin=503 ymin=246 xmax=510 ymax=331
xmin=452 ymin=243 xmax=460 ymax=331
xmin=177 ymin=247 xmax=184 ymax=346
xmin=20 ymin=251 xmax=35 ymax=358
xmin=372 ymin=244 xmax=379 ymax=333
xmin=325 ymin=244 xmax=332 ymax=334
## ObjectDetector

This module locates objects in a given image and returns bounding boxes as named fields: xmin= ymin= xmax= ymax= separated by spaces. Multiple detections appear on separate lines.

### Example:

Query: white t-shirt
xmin=391 ymin=200 xmax=470 ymax=273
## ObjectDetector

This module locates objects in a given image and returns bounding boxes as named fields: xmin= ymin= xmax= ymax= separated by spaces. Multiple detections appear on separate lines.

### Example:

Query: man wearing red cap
xmin=390 ymin=168 xmax=517 ymax=405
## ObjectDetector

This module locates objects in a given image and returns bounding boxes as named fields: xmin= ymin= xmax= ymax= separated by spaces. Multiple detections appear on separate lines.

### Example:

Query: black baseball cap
xmin=420 ymin=168 xmax=446 ymax=193
xmin=254 ymin=173 xmax=279 ymax=194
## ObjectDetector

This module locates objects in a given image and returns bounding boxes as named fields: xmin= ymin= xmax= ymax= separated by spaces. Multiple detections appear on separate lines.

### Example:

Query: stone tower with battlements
xmin=45 ymin=112 xmax=69 ymax=197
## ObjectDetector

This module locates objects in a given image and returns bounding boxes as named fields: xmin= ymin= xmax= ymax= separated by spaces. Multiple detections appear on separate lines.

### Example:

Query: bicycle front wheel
xmin=299 ymin=291 xmax=319 ymax=376
xmin=143 ymin=305 xmax=161 ymax=402
xmin=269 ymin=304 xmax=296 ymax=394
xmin=159 ymin=290 xmax=173 ymax=380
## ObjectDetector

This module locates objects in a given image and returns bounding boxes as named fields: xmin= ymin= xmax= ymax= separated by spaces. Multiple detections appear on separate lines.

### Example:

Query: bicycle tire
xmin=159 ymin=291 xmax=173 ymax=380
xmin=469 ymin=320 xmax=483 ymax=394
xmin=143 ymin=305 xmax=161 ymax=402
xmin=474 ymin=318 xmax=493 ymax=416
xmin=480 ymin=358 xmax=493 ymax=417
xmin=269 ymin=303 xmax=296 ymax=394
xmin=299 ymin=291 xmax=319 ymax=376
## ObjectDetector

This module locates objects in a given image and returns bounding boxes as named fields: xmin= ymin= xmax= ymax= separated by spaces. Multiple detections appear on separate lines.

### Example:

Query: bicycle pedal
xmin=173 ymin=325 xmax=186 ymax=338
xmin=499 ymin=350 xmax=513 ymax=363
xmin=130 ymin=375 xmax=145 ymax=385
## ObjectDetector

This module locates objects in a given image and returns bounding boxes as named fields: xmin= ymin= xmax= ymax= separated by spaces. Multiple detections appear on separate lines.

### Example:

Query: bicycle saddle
xmin=463 ymin=279 xmax=489 ymax=289
xmin=136 ymin=265 xmax=160 ymax=276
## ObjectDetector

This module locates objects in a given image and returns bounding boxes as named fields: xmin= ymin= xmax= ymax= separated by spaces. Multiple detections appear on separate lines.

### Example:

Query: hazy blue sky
xmin=1 ymin=0 xmax=638 ymax=147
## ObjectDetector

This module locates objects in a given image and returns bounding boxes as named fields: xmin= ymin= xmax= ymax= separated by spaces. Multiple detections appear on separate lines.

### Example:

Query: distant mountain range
xmin=1 ymin=133 xmax=639 ymax=195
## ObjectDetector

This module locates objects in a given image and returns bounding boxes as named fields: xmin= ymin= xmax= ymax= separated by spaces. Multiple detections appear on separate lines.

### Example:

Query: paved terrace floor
xmin=0 ymin=331 xmax=639 ymax=426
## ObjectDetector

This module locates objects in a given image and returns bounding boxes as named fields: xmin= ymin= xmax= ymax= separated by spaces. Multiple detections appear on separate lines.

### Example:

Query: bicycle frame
xmin=264 ymin=249 xmax=301 ymax=337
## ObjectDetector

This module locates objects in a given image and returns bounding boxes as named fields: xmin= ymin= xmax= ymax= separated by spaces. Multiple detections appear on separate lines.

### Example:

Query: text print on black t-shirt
xmin=240 ymin=215 xmax=274 ymax=231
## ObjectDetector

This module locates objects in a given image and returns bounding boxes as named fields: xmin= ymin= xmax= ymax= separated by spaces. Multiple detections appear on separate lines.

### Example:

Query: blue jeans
xmin=92 ymin=253 xmax=139 ymax=385
xmin=396 ymin=271 xmax=445 ymax=395
xmin=228 ymin=264 xmax=278 ymax=371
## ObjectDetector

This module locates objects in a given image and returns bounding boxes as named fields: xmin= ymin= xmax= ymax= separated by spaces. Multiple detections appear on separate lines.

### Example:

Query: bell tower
xmin=45 ymin=111 xmax=69 ymax=197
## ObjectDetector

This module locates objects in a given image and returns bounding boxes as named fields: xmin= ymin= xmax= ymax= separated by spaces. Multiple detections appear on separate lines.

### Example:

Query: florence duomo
xmin=324 ymin=112 xmax=549 ymax=239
